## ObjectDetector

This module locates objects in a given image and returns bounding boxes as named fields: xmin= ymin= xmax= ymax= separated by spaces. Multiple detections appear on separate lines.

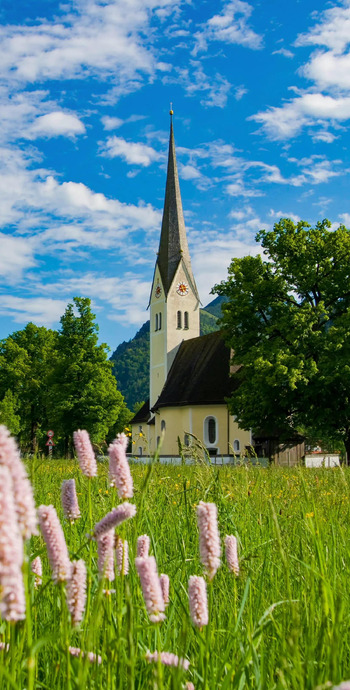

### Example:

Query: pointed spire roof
xmin=156 ymin=113 xmax=199 ymax=298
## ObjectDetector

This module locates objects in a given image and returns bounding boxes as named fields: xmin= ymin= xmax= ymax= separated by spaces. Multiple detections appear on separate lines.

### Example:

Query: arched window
xmin=184 ymin=311 xmax=189 ymax=329
xmin=184 ymin=433 xmax=190 ymax=447
xmin=156 ymin=436 xmax=160 ymax=448
xmin=155 ymin=313 xmax=158 ymax=331
xmin=204 ymin=416 xmax=217 ymax=445
xmin=161 ymin=420 xmax=166 ymax=432
xmin=138 ymin=447 xmax=143 ymax=456
xmin=233 ymin=439 xmax=240 ymax=452
xmin=177 ymin=311 xmax=182 ymax=329
xmin=158 ymin=312 xmax=162 ymax=330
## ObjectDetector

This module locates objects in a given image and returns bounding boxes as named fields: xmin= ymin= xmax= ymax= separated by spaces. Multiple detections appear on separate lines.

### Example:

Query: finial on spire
xmin=169 ymin=102 xmax=173 ymax=116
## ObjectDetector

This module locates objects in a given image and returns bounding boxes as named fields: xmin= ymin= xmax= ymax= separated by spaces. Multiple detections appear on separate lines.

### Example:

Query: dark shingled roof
xmin=129 ymin=400 xmax=151 ymax=425
xmin=152 ymin=331 xmax=238 ymax=410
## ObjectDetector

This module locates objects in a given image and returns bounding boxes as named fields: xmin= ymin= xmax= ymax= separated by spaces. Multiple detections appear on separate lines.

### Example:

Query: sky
xmin=0 ymin=0 xmax=350 ymax=352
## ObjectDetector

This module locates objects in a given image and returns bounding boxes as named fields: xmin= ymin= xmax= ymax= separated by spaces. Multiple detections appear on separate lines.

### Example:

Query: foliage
xmin=0 ymin=300 xmax=130 ymax=454
xmin=110 ymin=297 xmax=225 ymax=409
xmin=214 ymin=218 xmax=350 ymax=456
xmin=0 ymin=323 xmax=57 ymax=451
xmin=8 ymin=458 xmax=350 ymax=689
xmin=47 ymin=297 xmax=127 ymax=454
xmin=0 ymin=389 xmax=21 ymax=435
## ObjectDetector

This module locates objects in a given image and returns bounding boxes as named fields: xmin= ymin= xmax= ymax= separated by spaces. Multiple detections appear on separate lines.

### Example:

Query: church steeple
xmin=149 ymin=111 xmax=200 ymax=409
xmin=156 ymin=112 xmax=199 ymax=300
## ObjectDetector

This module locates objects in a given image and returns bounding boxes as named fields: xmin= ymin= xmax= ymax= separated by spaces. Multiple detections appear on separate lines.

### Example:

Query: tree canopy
xmin=0 ymin=298 xmax=130 ymax=455
xmin=214 ymin=218 xmax=350 ymax=458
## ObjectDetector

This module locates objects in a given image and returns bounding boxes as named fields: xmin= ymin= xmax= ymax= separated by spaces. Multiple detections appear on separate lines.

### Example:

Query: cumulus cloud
xmin=193 ymin=0 xmax=263 ymax=54
xmin=100 ymin=136 xmax=162 ymax=166
xmin=27 ymin=111 xmax=86 ymax=139
xmin=0 ymin=0 xmax=177 ymax=86
xmin=0 ymin=233 xmax=37 ymax=280
xmin=0 ymin=296 xmax=67 ymax=326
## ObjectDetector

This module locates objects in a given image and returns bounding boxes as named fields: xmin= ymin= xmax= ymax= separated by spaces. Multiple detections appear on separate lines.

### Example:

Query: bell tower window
xmin=184 ymin=311 xmax=189 ymax=329
xmin=177 ymin=311 xmax=182 ymax=329
xmin=155 ymin=314 xmax=158 ymax=331
xmin=159 ymin=312 xmax=162 ymax=330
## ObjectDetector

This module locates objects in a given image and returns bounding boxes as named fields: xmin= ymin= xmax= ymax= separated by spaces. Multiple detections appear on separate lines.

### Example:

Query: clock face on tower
xmin=155 ymin=283 xmax=162 ymax=298
xmin=176 ymin=281 xmax=189 ymax=296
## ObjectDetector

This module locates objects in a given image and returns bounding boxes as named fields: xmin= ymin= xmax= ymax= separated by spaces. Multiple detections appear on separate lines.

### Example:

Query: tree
xmin=0 ymin=390 xmax=21 ymax=436
xmin=0 ymin=324 xmax=57 ymax=451
xmin=214 ymin=218 xmax=350 ymax=461
xmin=48 ymin=297 xmax=128 ymax=455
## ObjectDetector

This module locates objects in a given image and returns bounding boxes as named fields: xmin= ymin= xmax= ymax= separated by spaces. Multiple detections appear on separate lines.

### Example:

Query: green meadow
xmin=3 ymin=460 xmax=350 ymax=689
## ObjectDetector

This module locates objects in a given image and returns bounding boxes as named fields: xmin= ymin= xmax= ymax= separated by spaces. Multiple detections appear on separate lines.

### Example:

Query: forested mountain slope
xmin=110 ymin=296 xmax=226 ymax=410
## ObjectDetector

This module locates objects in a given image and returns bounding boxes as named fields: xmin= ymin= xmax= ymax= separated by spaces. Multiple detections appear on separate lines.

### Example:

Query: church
xmin=130 ymin=112 xmax=252 ymax=461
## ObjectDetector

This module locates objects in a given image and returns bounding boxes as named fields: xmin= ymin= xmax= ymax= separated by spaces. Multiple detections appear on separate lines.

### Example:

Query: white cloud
xmin=269 ymin=209 xmax=301 ymax=224
xmin=0 ymin=233 xmax=37 ymax=280
xmin=193 ymin=0 xmax=263 ymax=54
xmin=296 ymin=4 xmax=350 ymax=53
xmin=0 ymin=296 xmax=67 ymax=326
xmin=32 ymin=273 xmax=150 ymax=328
xmin=303 ymin=51 xmax=350 ymax=91
xmin=312 ymin=130 xmax=337 ymax=144
xmin=0 ymin=0 xmax=178 ymax=86
xmin=101 ymin=116 xmax=124 ymax=131
xmin=339 ymin=213 xmax=350 ymax=226
xmin=165 ymin=63 xmax=232 ymax=108
xmin=100 ymin=136 xmax=162 ymax=166
xmin=251 ymin=94 xmax=350 ymax=140
xmin=272 ymin=48 xmax=294 ymax=58
xmin=27 ymin=111 xmax=86 ymax=139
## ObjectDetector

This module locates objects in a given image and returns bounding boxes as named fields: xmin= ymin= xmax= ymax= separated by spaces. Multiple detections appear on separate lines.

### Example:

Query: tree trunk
xmin=344 ymin=431 xmax=350 ymax=467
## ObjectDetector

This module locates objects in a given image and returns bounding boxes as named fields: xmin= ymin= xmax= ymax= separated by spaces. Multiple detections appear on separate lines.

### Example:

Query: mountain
xmin=110 ymin=295 xmax=227 ymax=410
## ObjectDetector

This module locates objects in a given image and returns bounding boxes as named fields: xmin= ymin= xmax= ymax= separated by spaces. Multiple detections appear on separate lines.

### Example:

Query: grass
xmin=2 ymin=458 xmax=350 ymax=689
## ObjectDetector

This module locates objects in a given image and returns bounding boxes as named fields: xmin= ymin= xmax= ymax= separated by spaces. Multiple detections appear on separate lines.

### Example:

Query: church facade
xmin=130 ymin=114 xmax=251 ymax=460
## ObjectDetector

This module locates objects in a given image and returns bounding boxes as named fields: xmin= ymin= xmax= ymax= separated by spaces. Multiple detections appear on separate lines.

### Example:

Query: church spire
xmin=156 ymin=111 xmax=198 ymax=299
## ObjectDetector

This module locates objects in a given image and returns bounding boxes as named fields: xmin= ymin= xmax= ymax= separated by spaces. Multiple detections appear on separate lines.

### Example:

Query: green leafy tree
xmin=0 ymin=389 xmax=21 ymax=436
xmin=0 ymin=324 xmax=57 ymax=451
xmin=49 ymin=297 xmax=128 ymax=455
xmin=214 ymin=218 xmax=350 ymax=461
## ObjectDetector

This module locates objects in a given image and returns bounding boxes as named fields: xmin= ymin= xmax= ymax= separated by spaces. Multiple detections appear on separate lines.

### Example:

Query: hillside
xmin=110 ymin=295 xmax=227 ymax=410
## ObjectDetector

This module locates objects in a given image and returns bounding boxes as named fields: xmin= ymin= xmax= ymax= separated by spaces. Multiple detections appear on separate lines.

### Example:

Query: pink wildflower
xmin=73 ymin=429 xmax=97 ymax=478
xmin=333 ymin=684 xmax=350 ymax=690
xmin=225 ymin=535 xmax=239 ymax=576
xmin=196 ymin=501 xmax=220 ymax=580
xmin=116 ymin=537 xmax=129 ymax=575
xmin=135 ymin=556 xmax=165 ymax=623
xmin=108 ymin=433 xmax=133 ymax=498
xmin=61 ymin=479 xmax=81 ymax=521
xmin=31 ymin=556 xmax=43 ymax=588
xmin=159 ymin=573 xmax=170 ymax=605
xmin=0 ymin=465 xmax=26 ymax=621
xmin=0 ymin=642 xmax=10 ymax=652
xmin=188 ymin=575 xmax=208 ymax=628
xmin=97 ymin=531 xmax=115 ymax=581
xmin=137 ymin=534 xmax=150 ymax=558
xmin=145 ymin=650 xmax=190 ymax=671
xmin=93 ymin=502 xmax=136 ymax=539
xmin=186 ymin=684 xmax=195 ymax=690
xmin=0 ymin=425 xmax=37 ymax=539
xmin=69 ymin=647 xmax=102 ymax=664
xmin=38 ymin=505 xmax=71 ymax=583
xmin=66 ymin=560 xmax=87 ymax=626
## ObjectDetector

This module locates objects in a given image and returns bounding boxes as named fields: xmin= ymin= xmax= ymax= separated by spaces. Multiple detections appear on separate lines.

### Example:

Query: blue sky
xmin=0 ymin=0 xmax=349 ymax=351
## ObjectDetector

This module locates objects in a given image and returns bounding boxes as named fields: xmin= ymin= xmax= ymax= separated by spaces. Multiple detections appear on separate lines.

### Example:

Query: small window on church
xmin=161 ymin=420 xmax=166 ymax=432
xmin=156 ymin=436 xmax=160 ymax=447
xmin=184 ymin=433 xmax=190 ymax=447
xmin=204 ymin=416 xmax=217 ymax=445
xmin=155 ymin=314 xmax=158 ymax=331
xmin=233 ymin=439 xmax=240 ymax=452
xmin=159 ymin=312 xmax=162 ymax=330
xmin=184 ymin=311 xmax=189 ymax=329
xmin=138 ymin=447 xmax=143 ymax=456
xmin=177 ymin=311 xmax=182 ymax=329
